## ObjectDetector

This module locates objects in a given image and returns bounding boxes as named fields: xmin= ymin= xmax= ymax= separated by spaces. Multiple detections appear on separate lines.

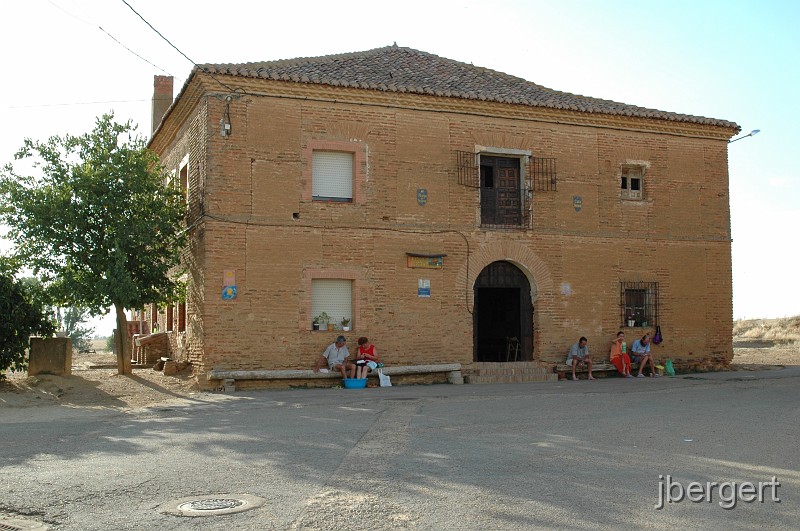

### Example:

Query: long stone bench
xmin=553 ymin=361 xmax=641 ymax=380
xmin=208 ymin=363 xmax=463 ymax=392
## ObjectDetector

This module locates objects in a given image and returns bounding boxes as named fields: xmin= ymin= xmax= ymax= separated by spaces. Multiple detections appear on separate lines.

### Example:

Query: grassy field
xmin=733 ymin=316 xmax=800 ymax=342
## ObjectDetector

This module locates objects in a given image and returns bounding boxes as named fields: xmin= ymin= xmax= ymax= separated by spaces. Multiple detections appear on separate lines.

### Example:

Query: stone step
xmin=472 ymin=368 xmax=552 ymax=376
xmin=465 ymin=373 xmax=558 ymax=384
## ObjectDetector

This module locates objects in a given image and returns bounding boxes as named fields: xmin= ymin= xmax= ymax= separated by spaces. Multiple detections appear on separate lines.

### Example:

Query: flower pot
xmin=312 ymin=323 xmax=320 ymax=331
xmin=342 ymin=326 xmax=350 ymax=331
xmin=327 ymin=324 xmax=335 ymax=331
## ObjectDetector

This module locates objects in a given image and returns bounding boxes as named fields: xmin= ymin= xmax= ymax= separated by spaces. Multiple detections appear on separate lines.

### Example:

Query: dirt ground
xmin=1 ymin=321 xmax=798 ymax=411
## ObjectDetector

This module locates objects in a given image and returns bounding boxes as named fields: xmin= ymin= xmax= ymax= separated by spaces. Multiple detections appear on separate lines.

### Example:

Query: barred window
xmin=620 ymin=282 xmax=658 ymax=327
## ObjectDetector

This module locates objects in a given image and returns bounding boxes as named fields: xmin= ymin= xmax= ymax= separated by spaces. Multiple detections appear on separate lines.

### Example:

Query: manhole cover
xmin=179 ymin=499 xmax=243 ymax=512
xmin=160 ymin=494 xmax=266 ymax=517
xmin=0 ymin=515 xmax=48 ymax=530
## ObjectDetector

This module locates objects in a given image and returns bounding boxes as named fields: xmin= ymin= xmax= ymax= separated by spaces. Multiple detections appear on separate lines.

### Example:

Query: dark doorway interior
xmin=473 ymin=261 xmax=533 ymax=362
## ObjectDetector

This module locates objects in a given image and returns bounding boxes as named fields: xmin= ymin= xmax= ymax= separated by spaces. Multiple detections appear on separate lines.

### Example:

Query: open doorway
xmin=473 ymin=261 xmax=533 ymax=362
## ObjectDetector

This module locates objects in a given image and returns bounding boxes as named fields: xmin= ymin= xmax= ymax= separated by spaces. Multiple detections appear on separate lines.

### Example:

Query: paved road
xmin=2 ymin=368 xmax=798 ymax=530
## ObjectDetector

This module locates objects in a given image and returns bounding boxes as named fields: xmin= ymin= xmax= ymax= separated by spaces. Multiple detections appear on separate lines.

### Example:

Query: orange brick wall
xmin=153 ymin=89 xmax=733 ymax=382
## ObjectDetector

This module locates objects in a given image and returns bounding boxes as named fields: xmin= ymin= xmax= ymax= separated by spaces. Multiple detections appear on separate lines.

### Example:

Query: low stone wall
xmin=29 ymin=337 xmax=72 ymax=376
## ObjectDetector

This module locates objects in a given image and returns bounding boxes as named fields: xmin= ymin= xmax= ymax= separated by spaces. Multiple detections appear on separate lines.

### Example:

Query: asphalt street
xmin=2 ymin=368 xmax=798 ymax=530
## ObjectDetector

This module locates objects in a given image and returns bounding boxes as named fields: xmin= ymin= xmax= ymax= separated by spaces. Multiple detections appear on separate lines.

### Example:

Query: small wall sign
xmin=222 ymin=286 xmax=237 ymax=300
xmin=418 ymin=279 xmax=431 ymax=298
xmin=573 ymin=195 xmax=583 ymax=212
xmin=406 ymin=253 xmax=446 ymax=269
xmin=417 ymin=188 xmax=428 ymax=206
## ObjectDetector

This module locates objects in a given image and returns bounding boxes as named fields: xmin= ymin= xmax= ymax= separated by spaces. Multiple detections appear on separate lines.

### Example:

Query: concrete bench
xmin=554 ymin=361 xmax=641 ymax=380
xmin=208 ymin=363 xmax=463 ymax=392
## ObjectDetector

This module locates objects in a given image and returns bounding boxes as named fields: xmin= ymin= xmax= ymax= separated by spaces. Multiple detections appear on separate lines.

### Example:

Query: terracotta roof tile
xmin=199 ymin=45 xmax=738 ymax=129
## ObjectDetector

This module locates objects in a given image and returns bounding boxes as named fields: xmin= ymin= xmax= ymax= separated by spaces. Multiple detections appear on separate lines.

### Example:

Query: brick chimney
xmin=151 ymin=75 xmax=174 ymax=134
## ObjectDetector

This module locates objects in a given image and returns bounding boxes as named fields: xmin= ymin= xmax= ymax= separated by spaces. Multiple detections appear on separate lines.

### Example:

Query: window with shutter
xmin=621 ymin=165 xmax=645 ymax=200
xmin=312 ymin=151 xmax=353 ymax=201
xmin=312 ymin=279 xmax=353 ymax=328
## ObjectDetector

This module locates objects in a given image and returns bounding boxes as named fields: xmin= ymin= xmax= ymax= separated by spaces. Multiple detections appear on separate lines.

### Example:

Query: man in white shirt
xmin=313 ymin=335 xmax=355 ymax=379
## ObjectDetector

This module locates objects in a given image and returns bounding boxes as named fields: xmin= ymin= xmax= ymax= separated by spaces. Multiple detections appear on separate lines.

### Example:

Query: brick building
xmin=145 ymin=45 xmax=739 ymax=387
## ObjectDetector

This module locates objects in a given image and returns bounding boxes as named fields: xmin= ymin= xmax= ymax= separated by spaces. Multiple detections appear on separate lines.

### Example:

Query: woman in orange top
xmin=610 ymin=331 xmax=633 ymax=378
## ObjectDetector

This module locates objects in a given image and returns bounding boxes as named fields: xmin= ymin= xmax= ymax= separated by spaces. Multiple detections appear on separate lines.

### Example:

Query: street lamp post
xmin=729 ymin=129 xmax=761 ymax=143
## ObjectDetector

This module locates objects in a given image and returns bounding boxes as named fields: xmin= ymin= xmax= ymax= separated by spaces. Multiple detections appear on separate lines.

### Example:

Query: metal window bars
xmin=620 ymin=281 xmax=659 ymax=327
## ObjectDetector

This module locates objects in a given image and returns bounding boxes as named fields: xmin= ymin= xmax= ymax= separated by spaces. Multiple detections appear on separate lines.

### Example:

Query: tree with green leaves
xmin=55 ymin=307 xmax=96 ymax=352
xmin=0 ymin=259 xmax=55 ymax=380
xmin=0 ymin=113 xmax=186 ymax=375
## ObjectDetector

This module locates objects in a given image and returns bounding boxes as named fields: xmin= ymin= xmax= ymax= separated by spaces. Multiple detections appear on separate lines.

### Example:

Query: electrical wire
xmin=118 ymin=0 xmax=238 ymax=94
xmin=46 ymin=0 xmax=174 ymax=77
xmin=6 ymin=99 xmax=149 ymax=110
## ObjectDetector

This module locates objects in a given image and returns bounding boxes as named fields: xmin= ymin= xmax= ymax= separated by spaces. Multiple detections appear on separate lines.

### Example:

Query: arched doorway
xmin=473 ymin=261 xmax=533 ymax=362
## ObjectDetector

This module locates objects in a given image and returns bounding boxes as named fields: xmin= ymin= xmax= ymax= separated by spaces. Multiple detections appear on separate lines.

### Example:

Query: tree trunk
xmin=114 ymin=303 xmax=132 ymax=375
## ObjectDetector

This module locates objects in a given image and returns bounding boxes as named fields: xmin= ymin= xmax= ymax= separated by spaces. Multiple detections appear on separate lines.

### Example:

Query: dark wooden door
xmin=480 ymin=156 xmax=521 ymax=226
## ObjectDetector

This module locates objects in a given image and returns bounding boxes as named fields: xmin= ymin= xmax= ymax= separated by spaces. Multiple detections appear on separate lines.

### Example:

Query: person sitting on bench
xmin=631 ymin=333 xmax=659 ymax=377
xmin=610 ymin=331 xmax=633 ymax=378
xmin=566 ymin=336 xmax=594 ymax=381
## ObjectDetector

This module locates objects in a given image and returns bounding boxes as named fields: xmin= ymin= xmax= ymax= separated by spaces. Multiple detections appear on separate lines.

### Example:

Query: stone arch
xmin=456 ymin=239 xmax=553 ymax=311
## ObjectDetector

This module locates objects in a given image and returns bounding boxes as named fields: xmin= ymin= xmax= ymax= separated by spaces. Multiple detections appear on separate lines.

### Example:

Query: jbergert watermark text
xmin=655 ymin=475 xmax=780 ymax=510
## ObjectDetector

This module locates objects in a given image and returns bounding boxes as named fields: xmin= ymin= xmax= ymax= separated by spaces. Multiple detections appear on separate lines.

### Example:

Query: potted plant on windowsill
xmin=312 ymin=316 xmax=321 ymax=331
xmin=341 ymin=318 xmax=351 ymax=332
xmin=316 ymin=312 xmax=333 ymax=331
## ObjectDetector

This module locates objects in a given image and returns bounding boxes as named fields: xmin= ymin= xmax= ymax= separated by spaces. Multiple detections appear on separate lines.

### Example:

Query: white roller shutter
xmin=312 ymin=151 xmax=353 ymax=200
xmin=312 ymin=279 xmax=353 ymax=327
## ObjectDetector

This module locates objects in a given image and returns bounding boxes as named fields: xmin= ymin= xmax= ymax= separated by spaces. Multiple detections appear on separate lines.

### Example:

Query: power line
xmin=119 ymin=0 xmax=195 ymax=66
xmin=6 ymin=99 xmax=150 ymax=110
xmin=46 ymin=0 xmax=174 ymax=77
xmin=118 ymin=0 xmax=238 ymax=94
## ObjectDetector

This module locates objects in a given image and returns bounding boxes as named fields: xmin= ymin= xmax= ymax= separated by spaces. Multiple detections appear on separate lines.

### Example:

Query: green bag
xmin=665 ymin=359 xmax=676 ymax=377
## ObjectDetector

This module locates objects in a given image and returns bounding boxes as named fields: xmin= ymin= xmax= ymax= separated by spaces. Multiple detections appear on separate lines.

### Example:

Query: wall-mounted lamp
xmin=220 ymin=95 xmax=233 ymax=137
xmin=728 ymin=129 xmax=760 ymax=144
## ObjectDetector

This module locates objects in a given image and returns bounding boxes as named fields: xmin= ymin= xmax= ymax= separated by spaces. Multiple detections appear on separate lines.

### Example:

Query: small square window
xmin=312 ymin=151 xmax=353 ymax=202
xmin=621 ymin=166 xmax=644 ymax=200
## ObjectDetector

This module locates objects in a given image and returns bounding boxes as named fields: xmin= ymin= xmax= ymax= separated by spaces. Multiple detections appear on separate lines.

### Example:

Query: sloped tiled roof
xmin=199 ymin=45 xmax=738 ymax=130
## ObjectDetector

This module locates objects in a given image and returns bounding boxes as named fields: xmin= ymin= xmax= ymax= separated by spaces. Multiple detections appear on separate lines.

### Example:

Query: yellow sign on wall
xmin=407 ymin=255 xmax=444 ymax=269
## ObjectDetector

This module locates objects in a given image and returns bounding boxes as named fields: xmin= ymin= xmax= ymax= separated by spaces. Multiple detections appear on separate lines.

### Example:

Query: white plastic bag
xmin=378 ymin=369 xmax=392 ymax=387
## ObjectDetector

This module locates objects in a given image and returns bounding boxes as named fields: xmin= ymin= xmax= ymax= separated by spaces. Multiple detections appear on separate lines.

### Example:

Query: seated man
xmin=313 ymin=335 xmax=356 ymax=379
xmin=566 ymin=336 xmax=594 ymax=381
xmin=631 ymin=333 xmax=659 ymax=377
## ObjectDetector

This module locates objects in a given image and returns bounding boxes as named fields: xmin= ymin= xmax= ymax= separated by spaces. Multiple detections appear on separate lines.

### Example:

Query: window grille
xmin=529 ymin=157 xmax=557 ymax=191
xmin=312 ymin=151 xmax=353 ymax=201
xmin=620 ymin=282 xmax=659 ymax=327
xmin=312 ymin=279 xmax=353 ymax=329
xmin=456 ymin=150 xmax=480 ymax=188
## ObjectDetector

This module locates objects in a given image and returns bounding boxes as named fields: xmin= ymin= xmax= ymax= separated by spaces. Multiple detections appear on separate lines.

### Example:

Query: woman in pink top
xmin=610 ymin=331 xmax=633 ymax=378
xmin=355 ymin=337 xmax=381 ymax=379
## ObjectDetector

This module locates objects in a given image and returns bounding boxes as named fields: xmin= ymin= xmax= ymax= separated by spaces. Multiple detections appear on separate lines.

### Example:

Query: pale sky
xmin=1 ymin=0 xmax=798 ymax=336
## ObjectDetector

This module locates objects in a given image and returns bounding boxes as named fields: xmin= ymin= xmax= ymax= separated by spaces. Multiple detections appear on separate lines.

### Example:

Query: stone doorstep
xmin=472 ymin=368 xmax=552 ymax=376
xmin=464 ymin=373 xmax=559 ymax=384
